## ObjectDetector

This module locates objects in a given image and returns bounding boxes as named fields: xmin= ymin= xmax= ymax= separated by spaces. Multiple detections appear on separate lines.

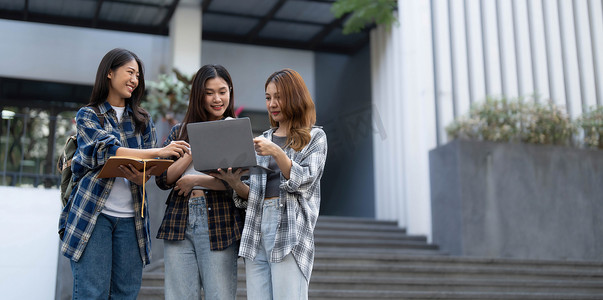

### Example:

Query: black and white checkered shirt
xmin=234 ymin=127 xmax=327 ymax=282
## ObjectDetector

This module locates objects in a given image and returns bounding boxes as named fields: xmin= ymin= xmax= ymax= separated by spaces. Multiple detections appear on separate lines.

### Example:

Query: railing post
xmin=2 ymin=111 xmax=14 ymax=186
xmin=44 ymin=110 xmax=58 ymax=188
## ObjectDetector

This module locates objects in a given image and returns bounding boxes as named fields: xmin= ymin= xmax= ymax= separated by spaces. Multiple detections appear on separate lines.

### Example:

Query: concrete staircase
xmin=138 ymin=216 xmax=603 ymax=299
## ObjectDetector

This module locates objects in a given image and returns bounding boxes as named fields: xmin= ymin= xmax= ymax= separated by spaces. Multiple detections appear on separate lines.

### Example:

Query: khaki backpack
xmin=56 ymin=106 xmax=104 ymax=206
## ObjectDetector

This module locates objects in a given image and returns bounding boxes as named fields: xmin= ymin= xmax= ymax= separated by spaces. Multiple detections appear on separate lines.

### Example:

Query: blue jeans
xmin=164 ymin=195 xmax=238 ymax=300
xmin=71 ymin=213 xmax=143 ymax=300
xmin=245 ymin=198 xmax=308 ymax=300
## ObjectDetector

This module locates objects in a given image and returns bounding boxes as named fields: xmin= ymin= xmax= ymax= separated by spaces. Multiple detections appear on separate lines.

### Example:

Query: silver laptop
xmin=186 ymin=118 xmax=272 ymax=173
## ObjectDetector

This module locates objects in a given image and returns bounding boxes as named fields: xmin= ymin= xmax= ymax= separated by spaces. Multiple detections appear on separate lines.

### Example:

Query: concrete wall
xmin=315 ymin=46 xmax=374 ymax=218
xmin=0 ymin=186 xmax=61 ymax=300
xmin=429 ymin=140 xmax=603 ymax=260
xmin=370 ymin=2 xmax=437 ymax=239
xmin=201 ymin=41 xmax=315 ymax=112
xmin=0 ymin=19 xmax=169 ymax=86
xmin=0 ymin=19 xmax=316 ymax=115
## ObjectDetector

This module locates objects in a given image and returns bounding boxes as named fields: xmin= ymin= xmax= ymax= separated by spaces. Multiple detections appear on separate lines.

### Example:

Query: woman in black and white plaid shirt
xmin=213 ymin=68 xmax=327 ymax=300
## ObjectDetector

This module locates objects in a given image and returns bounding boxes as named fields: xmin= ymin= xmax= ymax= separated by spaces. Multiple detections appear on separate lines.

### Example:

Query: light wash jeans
xmin=71 ymin=213 xmax=143 ymax=300
xmin=164 ymin=195 xmax=238 ymax=300
xmin=245 ymin=198 xmax=309 ymax=300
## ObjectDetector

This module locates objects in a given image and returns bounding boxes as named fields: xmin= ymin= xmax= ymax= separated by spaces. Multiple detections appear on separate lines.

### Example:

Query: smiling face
xmin=203 ymin=77 xmax=230 ymax=121
xmin=265 ymin=81 xmax=286 ymax=124
xmin=107 ymin=59 xmax=139 ymax=106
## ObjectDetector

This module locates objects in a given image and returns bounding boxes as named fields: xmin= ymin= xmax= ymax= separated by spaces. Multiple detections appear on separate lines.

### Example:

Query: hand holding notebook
xmin=97 ymin=156 xmax=174 ymax=218
xmin=97 ymin=156 xmax=174 ymax=178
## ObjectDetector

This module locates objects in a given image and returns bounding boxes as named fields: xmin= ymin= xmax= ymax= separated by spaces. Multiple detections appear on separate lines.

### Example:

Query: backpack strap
xmin=90 ymin=106 xmax=105 ymax=128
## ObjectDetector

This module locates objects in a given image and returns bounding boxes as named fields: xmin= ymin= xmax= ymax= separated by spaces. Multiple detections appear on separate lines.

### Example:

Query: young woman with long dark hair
xmin=156 ymin=64 xmax=244 ymax=300
xmin=58 ymin=48 xmax=189 ymax=299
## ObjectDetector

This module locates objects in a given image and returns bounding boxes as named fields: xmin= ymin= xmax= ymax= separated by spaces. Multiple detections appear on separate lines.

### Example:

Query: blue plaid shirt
xmin=58 ymin=101 xmax=157 ymax=265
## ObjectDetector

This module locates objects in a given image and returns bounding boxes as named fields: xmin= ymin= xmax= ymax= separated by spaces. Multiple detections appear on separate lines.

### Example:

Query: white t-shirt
xmin=102 ymin=105 xmax=135 ymax=217
xmin=182 ymin=162 xmax=207 ymax=190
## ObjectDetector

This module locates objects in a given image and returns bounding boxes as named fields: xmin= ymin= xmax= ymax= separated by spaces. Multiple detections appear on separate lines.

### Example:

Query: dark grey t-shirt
xmin=265 ymin=135 xmax=287 ymax=198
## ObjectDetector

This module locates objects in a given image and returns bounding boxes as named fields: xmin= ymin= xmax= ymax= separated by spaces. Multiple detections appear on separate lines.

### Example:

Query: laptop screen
xmin=186 ymin=118 xmax=272 ymax=173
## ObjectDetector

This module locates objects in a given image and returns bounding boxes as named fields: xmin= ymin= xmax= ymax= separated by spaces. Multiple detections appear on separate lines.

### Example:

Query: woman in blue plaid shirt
xmin=58 ymin=48 xmax=190 ymax=300
xmin=155 ymin=64 xmax=245 ymax=300
xmin=213 ymin=68 xmax=328 ymax=300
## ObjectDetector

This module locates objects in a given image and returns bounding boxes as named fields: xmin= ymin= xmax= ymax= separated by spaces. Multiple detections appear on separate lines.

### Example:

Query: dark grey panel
xmin=275 ymin=1 xmax=334 ymax=24
xmin=0 ymin=0 xmax=24 ymax=10
xmin=259 ymin=20 xmax=322 ymax=41
xmin=315 ymin=45 xmax=374 ymax=218
xmin=30 ymin=0 xmax=96 ymax=18
xmin=203 ymin=13 xmax=258 ymax=35
xmin=322 ymin=29 xmax=366 ymax=47
xmin=209 ymin=0 xmax=278 ymax=17
xmin=100 ymin=2 xmax=166 ymax=26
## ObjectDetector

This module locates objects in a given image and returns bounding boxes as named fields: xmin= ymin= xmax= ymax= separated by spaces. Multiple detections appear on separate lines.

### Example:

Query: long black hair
xmin=178 ymin=64 xmax=235 ymax=141
xmin=88 ymin=48 xmax=149 ymax=134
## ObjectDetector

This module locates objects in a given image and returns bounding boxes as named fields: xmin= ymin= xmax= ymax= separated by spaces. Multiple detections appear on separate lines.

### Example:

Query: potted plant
xmin=430 ymin=96 xmax=603 ymax=261
xmin=576 ymin=106 xmax=603 ymax=149
xmin=143 ymin=68 xmax=192 ymax=128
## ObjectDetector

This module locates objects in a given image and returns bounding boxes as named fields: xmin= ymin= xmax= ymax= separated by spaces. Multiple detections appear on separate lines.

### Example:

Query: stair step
xmin=231 ymin=276 xmax=603 ymax=294
xmin=140 ymin=272 xmax=164 ymax=287
xmin=139 ymin=216 xmax=603 ymax=299
xmin=143 ymin=260 xmax=603 ymax=288
xmin=314 ymin=252 xmax=603 ymax=270
xmin=140 ymin=288 xmax=603 ymax=300
xmin=314 ymin=228 xmax=425 ymax=240
xmin=141 ymin=278 xmax=603 ymax=299
xmin=299 ymin=290 xmax=603 ymax=300
xmin=317 ymin=215 xmax=398 ymax=226
xmin=315 ymin=222 xmax=405 ymax=233
xmin=314 ymin=237 xmax=440 ymax=250
xmin=309 ymin=263 xmax=603 ymax=281
xmin=316 ymin=246 xmax=446 ymax=256
xmin=303 ymin=276 xmax=603 ymax=293
xmin=138 ymin=287 xmax=163 ymax=300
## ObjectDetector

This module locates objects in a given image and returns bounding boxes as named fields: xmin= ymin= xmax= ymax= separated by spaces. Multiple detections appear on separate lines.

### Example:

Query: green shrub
xmin=446 ymin=97 xmax=576 ymax=146
xmin=331 ymin=0 xmax=398 ymax=34
xmin=519 ymin=101 xmax=576 ymax=146
xmin=143 ymin=68 xmax=192 ymax=126
xmin=577 ymin=106 xmax=603 ymax=149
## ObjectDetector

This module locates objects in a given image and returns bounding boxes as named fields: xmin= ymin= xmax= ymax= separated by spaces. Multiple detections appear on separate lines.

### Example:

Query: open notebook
xmin=97 ymin=156 xmax=173 ymax=218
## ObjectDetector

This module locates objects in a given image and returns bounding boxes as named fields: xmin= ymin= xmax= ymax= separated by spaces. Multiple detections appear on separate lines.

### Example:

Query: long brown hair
xmin=88 ymin=48 xmax=149 ymax=134
xmin=265 ymin=68 xmax=316 ymax=151
xmin=178 ymin=64 xmax=235 ymax=141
